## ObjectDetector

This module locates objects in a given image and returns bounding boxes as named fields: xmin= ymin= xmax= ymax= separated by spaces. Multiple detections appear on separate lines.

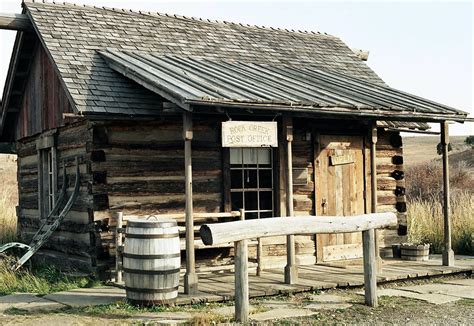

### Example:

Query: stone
xmin=304 ymin=303 xmax=353 ymax=310
xmin=0 ymin=293 xmax=65 ymax=313
xmin=211 ymin=304 xmax=262 ymax=316
xmin=442 ymin=278 xmax=474 ymax=287
xmin=251 ymin=308 xmax=318 ymax=321
xmin=43 ymin=286 xmax=126 ymax=307
xmin=377 ymin=289 xmax=460 ymax=305
xmin=399 ymin=283 xmax=474 ymax=300
xmin=307 ymin=294 xmax=351 ymax=303
xmin=259 ymin=300 xmax=299 ymax=310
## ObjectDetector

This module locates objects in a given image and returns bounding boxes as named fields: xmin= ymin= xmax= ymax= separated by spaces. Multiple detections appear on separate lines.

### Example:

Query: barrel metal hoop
xmin=125 ymin=286 xmax=179 ymax=294
xmin=122 ymin=252 xmax=180 ymax=259
xmin=125 ymin=233 xmax=179 ymax=239
xmin=123 ymin=268 xmax=180 ymax=275
xmin=127 ymin=221 xmax=177 ymax=228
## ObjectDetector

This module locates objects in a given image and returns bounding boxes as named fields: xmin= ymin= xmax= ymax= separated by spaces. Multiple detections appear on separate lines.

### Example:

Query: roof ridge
xmin=25 ymin=0 xmax=336 ymax=38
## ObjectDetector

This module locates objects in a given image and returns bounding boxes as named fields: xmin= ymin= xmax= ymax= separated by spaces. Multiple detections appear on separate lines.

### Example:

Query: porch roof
xmin=100 ymin=49 xmax=469 ymax=123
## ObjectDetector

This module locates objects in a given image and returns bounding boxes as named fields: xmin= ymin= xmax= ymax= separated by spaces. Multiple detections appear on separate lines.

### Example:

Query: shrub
xmin=405 ymin=161 xmax=474 ymax=201
xmin=465 ymin=135 xmax=474 ymax=146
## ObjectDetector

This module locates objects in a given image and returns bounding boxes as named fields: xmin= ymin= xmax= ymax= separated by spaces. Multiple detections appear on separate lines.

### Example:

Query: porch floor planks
xmin=172 ymin=258 xmax=473 ymax=306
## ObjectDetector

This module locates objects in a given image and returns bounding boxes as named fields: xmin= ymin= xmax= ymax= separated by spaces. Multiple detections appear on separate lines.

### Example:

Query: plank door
xmin=315 ymin=135 xmax=366 ymax=262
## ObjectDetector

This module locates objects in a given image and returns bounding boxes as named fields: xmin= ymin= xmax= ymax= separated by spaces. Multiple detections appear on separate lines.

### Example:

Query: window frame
xmin=36 ymin=133 xmax=58 ymax=220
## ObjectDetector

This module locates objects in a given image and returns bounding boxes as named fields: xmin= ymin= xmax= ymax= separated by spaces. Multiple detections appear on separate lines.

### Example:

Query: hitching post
xmin=362 ymin=228 xmax=378 ymax=307
xmin=235 ymin=208 xmax=249 ymax=323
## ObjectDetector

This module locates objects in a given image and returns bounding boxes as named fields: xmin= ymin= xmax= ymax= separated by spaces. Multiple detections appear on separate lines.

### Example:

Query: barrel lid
xmin=127 ymin=218 xmax=177 ymax=228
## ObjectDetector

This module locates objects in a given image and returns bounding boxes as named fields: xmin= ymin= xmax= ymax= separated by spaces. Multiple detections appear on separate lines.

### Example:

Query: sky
xmin=0 ymin=0 xmax=472 ymax=135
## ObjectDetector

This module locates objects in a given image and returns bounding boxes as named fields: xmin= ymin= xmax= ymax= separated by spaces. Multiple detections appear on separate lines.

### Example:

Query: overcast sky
xmin=0 ymin=0 xmax=472 ymax=135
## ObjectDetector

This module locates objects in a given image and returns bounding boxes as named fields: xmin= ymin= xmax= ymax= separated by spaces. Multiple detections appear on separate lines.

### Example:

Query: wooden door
xmin=315 ymin=135 xmax=366 ymax=262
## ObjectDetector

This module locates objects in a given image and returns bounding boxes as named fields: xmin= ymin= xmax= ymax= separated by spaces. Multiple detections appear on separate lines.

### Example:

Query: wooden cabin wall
xmin=17 ymin=44 xmax=73 ymax=139
xmin=88 ymin=117 xmax=224 ymax=273
xmin=16 ymin=121 xmax=96 ymax=273
xmin=261 ymin=119 xmax=316 ymax=269
xmin=376 ymin=129 xmax=408 ymax=251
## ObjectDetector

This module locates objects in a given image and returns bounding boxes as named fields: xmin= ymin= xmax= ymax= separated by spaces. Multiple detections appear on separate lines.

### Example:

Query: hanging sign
xmin=221 ymin=121 xmax=278 ymax=147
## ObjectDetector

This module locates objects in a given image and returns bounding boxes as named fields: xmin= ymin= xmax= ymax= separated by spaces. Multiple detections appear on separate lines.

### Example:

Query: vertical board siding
xmin=18 ymin=44 xmax=73 ymax=139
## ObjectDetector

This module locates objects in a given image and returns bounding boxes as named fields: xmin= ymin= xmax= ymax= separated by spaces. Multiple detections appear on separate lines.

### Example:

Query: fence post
xmin=115 ymin=211 xmax=123 ymax=283
xmin=235 ymin=239 xmax=249 ymax=323
xmin=362 ymin=228 xmax=377 ymax=307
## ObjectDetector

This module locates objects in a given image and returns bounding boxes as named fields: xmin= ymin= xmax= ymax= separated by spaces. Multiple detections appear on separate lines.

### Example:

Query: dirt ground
xmin=1 ymin=275 xmax=473 ymax=325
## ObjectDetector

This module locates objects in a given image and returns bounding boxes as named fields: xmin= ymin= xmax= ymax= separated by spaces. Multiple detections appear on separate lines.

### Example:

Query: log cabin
xmin=0 ymin=1 xmax=470 ymax=282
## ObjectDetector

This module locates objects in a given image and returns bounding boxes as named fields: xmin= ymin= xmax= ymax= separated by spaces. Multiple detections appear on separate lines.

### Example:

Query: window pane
xmin=231 ymin=169 xmax=243 ymax=189
xmin=242 ymin=148 xmax=258 ymax=165
xmin=246 ymin=212 xmax=259 ymax=220
xmin=260 ymin=211 xmax=273 ymax=219
xmin=257 ymin=148 xmax=271 ymax=165
xmin=259 ymin=191 xmax=273 ymax=210
xmin=259 ymin=169 xmax=272 ymax=188
xmin=230 ymin=148 xmax=242 ymax=165
xmin=231 ymin=192 xmax=243 ymax=211
xmin=243 ymin=170 xmax=257 ymax=188
xmin=244 ymin=191 xmax=258 ymax=211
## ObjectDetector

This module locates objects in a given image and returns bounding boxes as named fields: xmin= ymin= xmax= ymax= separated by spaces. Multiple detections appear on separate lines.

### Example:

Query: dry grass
xmin=0 ymin=155 xmax=18 ymax=244
xmin=408 ymin=192 xmax=473 ymax=254
xmin=406 ymin=159 xmax=474 ymax=255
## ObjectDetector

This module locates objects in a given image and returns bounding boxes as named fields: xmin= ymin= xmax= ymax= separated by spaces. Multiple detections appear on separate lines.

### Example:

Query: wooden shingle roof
xmin=24 ymin=0 xmax=386 ymax=116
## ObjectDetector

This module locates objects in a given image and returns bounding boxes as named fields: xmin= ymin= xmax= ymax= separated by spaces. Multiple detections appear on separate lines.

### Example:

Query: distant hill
xmin=403 ymin=135 xmax=472 ymax=166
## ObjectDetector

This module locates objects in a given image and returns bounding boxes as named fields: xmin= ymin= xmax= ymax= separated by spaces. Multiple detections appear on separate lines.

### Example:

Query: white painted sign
xmin=222 ymin=121 xmax=278 ymax=148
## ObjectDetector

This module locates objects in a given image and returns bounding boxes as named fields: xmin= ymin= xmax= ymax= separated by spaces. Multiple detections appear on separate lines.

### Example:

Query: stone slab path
xmin=43 ymin=286 xmax=125 ymax=307
xmin=366 ymin=277 xmax=474 ymax=304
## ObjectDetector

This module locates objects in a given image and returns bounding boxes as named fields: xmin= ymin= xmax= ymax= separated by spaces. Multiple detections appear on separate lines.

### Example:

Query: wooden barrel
xmin=123 ymin=218 xmax=180 ymax=305
xmin=400 ymin=244 xmax=430 ymax=261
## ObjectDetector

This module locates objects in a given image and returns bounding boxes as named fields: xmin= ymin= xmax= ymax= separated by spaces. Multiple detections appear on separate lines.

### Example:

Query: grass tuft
xmin=406 ymin=160 xmax=473 ymax=255
xmin=0 ymin=155 xmax=18 ymax=244
xmin=0 ymin=257 xmax=99 ymax=296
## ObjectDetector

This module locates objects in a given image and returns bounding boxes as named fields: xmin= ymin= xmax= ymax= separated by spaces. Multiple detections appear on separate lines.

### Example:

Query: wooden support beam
xmin=234 ymin=239 xmax=249 ymax=323
xmin=183 ymin=112 xmax=198 ymax=294
xmin=0 ymin=13 xmax=31 ymax=31
xmin=284 ymin=123 xmax=298 ymax=284
xmin=370 ymin=124 xmax=382 ymax=273
xmin=115 ymin=211 xmax=123 ymax=284
xmin=362 ymin=228 xmax=378 ymax=307
xmin=441 ymin=122 xmax=454 ymax=266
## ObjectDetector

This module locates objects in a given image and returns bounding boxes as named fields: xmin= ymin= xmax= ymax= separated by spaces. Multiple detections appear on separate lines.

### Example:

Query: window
xmin=230 ymin=148 xmax=274 ymax=219
xmin=36 ymin=135 xmax=57 ymax=219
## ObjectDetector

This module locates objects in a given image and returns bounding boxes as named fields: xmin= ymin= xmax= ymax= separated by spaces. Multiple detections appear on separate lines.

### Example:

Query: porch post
xmin=441 ymin=122 xmax=454 ymax=266
xmin=370 ymin=124 xmax=382 ymax=272
xmin=284 ymin=123 xmax=298 ymax=284
xmin=183 ymin=111 xmax=198 ymax=294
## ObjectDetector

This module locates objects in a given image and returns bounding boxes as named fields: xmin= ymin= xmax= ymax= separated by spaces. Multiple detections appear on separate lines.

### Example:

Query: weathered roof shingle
xmin=24 ymin=1 xmax=385 ymax=116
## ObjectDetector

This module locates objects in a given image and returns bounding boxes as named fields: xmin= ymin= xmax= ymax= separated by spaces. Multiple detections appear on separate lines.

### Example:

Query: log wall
xmin=88 ymin=117 xmax=225 ymax=273
xmin=376 ymin=129 xmax=408 ymax=252
xmin=16 ymin=121 xmax=96 ymax=273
